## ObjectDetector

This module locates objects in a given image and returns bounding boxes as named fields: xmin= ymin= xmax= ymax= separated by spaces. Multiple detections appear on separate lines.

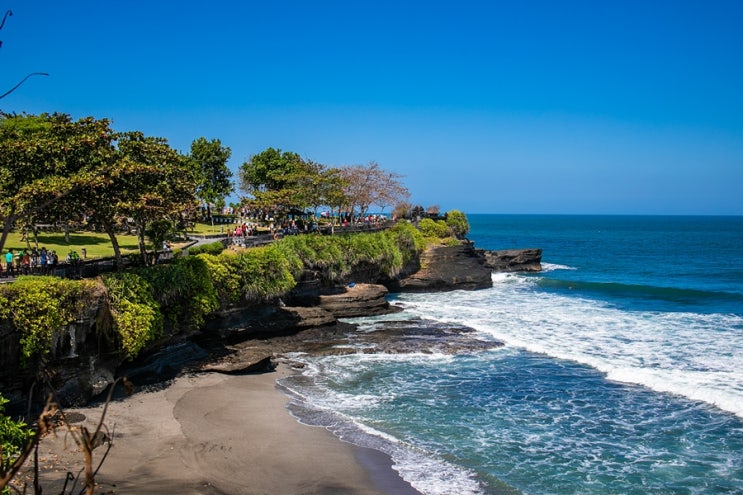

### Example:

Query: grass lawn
xmin=1 ymin=222 xmax=244 ymax=259
xmin=2 ymin=230 xmax=142 ymax=259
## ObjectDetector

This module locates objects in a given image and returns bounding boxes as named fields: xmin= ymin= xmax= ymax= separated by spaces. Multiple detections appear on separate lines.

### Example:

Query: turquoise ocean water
xmin=279 ymin=215 xmax=743 ymax=495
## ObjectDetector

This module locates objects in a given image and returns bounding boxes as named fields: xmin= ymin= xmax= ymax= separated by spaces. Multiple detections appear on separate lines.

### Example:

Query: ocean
xmin=278 ymin=214 xmax=743 ymax=495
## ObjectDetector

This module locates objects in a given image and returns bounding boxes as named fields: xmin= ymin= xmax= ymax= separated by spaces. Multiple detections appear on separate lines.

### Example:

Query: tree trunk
xmin=136 ymin=223 xmax=148 ymax=266
xmin=103 ymin=223 xmax=124 ymax=270
xmin=0 ymin=207 xmax=16 ymax=256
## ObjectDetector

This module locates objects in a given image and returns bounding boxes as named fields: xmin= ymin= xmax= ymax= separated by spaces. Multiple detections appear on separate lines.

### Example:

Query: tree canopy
xmin=189 ymin=137 xmax=233 ymax=218
xmin=0 ymin=113 xmax=199 ymax=265
xmin=1 ymin=113 xmax=417 ymax=264
xmin=238 ymin=148 xmax=409 ymax=223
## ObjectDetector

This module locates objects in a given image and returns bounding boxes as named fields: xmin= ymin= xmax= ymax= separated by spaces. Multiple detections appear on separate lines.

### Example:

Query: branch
xmin=0 ymin=72 xmax=49 ymax=99
xmin=0 ymin=10 xmax=11 ymax=31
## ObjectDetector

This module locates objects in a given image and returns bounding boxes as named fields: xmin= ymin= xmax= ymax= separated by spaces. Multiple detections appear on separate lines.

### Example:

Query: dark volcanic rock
xmin=317 ymin=283 xmax=401 ymax=318
xmin=481 ymin=248 xmax=542 ymax=272
xmin=202 ymin=355 xmax=276 ymax=375
xmin=117 ymin=341 xmax=209 ymax=386
xmin=390 ymin=242 xmax=493 ymax=292
xmin=204 ymin=305 xmax=337 ymax=340
xmin=201 ymin=319 xmax=503 ymax=373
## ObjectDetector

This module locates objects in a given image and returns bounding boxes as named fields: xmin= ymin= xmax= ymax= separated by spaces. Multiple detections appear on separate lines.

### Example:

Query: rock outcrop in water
xmin=316 ymin=283 xmax=399 ymax=318
xmin=480 ymin=248 xmax=542 ymax=272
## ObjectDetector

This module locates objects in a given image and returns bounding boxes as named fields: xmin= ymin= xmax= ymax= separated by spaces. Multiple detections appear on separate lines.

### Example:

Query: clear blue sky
xmin=2 ymin=0 xmax=742 ymax=215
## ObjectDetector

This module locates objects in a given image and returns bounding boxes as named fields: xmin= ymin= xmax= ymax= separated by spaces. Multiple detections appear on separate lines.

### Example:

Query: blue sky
xmin=1 ymin=0 xmax=741 ymax=215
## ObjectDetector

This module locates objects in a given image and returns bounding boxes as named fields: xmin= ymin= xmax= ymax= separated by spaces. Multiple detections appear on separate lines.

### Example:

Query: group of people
xmin=1 ymin=247 xmax=61 ymax=277
xmin=231 ymin=222 xmax=261 ymax=238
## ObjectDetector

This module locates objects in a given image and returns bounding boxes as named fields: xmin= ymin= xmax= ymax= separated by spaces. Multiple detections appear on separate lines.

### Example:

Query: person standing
xmin=4 ymin=249 xmax=12 ymax=276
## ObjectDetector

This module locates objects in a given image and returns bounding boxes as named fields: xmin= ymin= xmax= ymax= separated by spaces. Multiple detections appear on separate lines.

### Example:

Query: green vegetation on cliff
xmin=0 ymin=220 xmax=427 ymax=363
xmin=0 ymin=277 xmax=100 ymax=361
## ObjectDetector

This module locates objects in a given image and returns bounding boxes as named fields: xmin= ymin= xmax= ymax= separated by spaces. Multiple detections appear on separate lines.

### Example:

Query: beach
xmin=24 ymin=365 xmax=420 ymax=495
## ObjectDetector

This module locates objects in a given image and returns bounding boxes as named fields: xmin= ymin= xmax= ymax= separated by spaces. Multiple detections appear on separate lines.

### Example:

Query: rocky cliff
xmin=387 ymin=241 xmax=493 ymax=292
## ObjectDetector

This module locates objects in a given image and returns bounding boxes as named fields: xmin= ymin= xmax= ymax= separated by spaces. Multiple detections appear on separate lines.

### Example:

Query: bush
xmin=0 ymin=394 xmax=33 ymax=484
xmin=197 ymin=252 xmax=243 ymax=305
xmin=232 ymin=244 xmax=298 ymax=302
xmin=102 ymin=272 xmax=163 ymax=359
xmin=0 ymin=277 xmax=99 ymax=361
xmin=445 ymin=209 xmax=470 ymax=239
xmin=134 ymin=256 xmax=219 ymax=331
xmin=389 ymin=220 xmax=426 ymax=262
xmin=279 ymin=235 xmax=347 ymax=283
xmin=418 ymin=218 xmax=451 ymax=239
xmin=188 ymin=241 xmax=225 ymax=256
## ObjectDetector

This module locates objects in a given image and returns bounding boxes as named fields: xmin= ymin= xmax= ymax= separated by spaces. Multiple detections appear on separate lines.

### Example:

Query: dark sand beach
xmin=24 ymin=365 xmax=421 ymax=495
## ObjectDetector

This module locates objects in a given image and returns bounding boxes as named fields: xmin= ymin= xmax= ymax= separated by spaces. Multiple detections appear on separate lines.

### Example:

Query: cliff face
xmin=387 ymin=242 xmax=493 ymax=292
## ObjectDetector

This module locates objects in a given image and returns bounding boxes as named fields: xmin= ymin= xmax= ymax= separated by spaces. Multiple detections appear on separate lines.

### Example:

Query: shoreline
xmin=20 ymin=364 xmax=421 ymax=495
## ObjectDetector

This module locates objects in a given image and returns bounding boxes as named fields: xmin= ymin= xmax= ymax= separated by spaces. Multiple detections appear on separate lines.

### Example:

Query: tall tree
xmin=315 ymin=167 xmax=348 ymax=221
xmin=339 ymin=162 xmax=409 ymax=219
xmin=238 ymin=147 xmax=318 ymax=220
xmin=116 ymin=132 xmax=199 ymax=265
xmin=0 ymin=113 xmax=116 ymax=255
xmin=189 ymin=137 xmax=233 ymax=222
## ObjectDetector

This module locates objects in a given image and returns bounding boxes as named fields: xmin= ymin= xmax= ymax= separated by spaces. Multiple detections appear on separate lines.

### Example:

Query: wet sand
xmin=26 ymin=365 xmax=421 ymax=495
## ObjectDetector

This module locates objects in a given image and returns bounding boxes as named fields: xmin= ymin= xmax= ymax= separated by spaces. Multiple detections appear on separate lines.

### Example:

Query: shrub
xmin=279 ymin=235 xmax=347 ymax=283
xmin=445 ymin=209 xmax=470 ymax=239
xmin=188 ymin=241 xmax=225 ymax=256
xmin=389 ymin=220 xmax=426 ymax=253
xmin=134 ymin=256 xmax=219 ymax=331
xmin=0 ymin=277 xmax=99 ymax=361
xmin=102 ymin=272 xmax=163 ymax=359
xmin=418 ymin=218 xmax=451 ymax=239
xmin=197 ymin=252 xmax=242 ymax=304
xmin=232 ymin=244 xmax=297 ymax=302
xmin=0 ymin=394 xmax=33 ymax=486
xmin=278 ymin=225 xmax=424 ymax=284
xmin=343 ymin=231 xmax=404 ymax=278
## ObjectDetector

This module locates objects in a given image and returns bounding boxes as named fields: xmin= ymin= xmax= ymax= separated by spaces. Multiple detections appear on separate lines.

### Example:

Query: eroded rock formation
xmin=481 ymin=248 xmax=542 ymax=272
xmin=388 ymin=242 xmax=493 ymax=292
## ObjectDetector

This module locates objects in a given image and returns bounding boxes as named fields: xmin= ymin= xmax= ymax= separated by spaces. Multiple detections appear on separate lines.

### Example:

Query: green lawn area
xmin=2 ymin=230 xmax=142 ymax=259
xmin=1 ymin=222 xmax=253 ymax=259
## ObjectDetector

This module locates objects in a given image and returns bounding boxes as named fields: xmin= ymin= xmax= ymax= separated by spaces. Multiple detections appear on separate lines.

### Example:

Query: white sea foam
xmin=278 ymin=355 xmax=487 ymax=495
xmin=540 ymin=262 xmax=577 ymax=272
xmin=395 ymin=279 xmax=743 ymax=419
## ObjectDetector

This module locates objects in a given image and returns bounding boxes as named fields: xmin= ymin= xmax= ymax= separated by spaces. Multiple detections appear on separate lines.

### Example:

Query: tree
xmin=115 ymin=132 xmax=198 ymax=265
xmin=339 ymin=162 xmax=409 ymax=219
xmin=376 ymin=168 xmax=410 ymax=216
xmin=145 ymin=218 xmax=175 ymax=262
xmin=238 ymin=147 xmax=318 ymax=221
xmin=0 ymin=113 xmax=116 ymax=255
xmin=315 ymin=167 xmax=348 ymax=222
xmin=189 ymin=137 xmax=233 ymax=223
xmin=392 ymin=201 xmax=413 ymax=220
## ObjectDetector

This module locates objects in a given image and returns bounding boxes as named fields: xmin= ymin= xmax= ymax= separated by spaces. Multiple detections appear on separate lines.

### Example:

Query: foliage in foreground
xmin=0 ymin=394 xmax=33 ymax=489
